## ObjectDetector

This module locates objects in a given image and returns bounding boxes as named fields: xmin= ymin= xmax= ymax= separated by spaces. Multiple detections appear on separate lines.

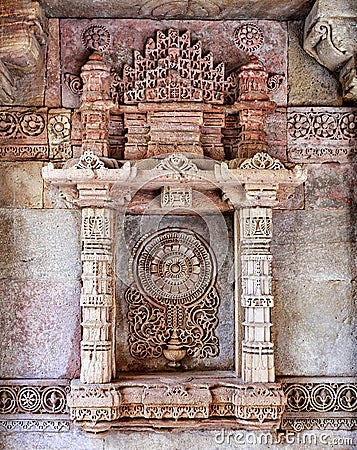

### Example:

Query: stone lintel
xmin=42 ymin=152 xmax=306 ymax=209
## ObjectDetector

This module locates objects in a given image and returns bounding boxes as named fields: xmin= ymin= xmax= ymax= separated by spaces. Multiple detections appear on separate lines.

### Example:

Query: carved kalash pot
xmin=163 ymin=329 xmax=187 ymax=368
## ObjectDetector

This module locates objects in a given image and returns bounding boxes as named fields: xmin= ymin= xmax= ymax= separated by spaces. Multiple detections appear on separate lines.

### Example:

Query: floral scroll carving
xmin=126 ymin=228 xmax=220 ymax=365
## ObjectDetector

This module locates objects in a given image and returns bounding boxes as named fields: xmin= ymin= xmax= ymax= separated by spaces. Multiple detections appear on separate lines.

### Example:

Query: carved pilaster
xmin=239 ymin=207 xmax=275 ymax=383
xmin=80 ymin=208 xmax=115 ymax=384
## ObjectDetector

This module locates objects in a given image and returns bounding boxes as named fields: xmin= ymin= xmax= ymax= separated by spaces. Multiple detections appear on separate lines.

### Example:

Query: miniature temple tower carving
xmin=42 ymin=27 xmax=307 ymax=430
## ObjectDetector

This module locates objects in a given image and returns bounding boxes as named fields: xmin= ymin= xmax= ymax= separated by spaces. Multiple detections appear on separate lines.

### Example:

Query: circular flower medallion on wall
xmin=48 ymin=115 xmax=71 ymax=140
xmin=19 ymin=113 xmax=45 ymax=136
xmin=233 ymin=23 xmax=264 ymax=53
xmin=133 ymin=228 xmax=216 ymax=306
xmin=81 ymin=24 xmax=111 ymax=51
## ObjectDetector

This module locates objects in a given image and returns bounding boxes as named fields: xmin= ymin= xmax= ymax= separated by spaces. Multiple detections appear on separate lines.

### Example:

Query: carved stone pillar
xmin=80 ymin=207 xmax=115 ymax=384
xmin=238 ymin=207 xmax=275 ymax=383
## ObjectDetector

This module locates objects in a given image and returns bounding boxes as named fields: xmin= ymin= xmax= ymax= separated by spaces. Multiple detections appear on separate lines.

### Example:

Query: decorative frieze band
xmin=287 ymin=107 xmax=356 ymax=163
xmin=0 ymin=108 xmax=72 ymax=161
xmin=0 ymin=380 xmax=70 ymax=433
xmin=280 ymin=378 xmax=357 ymax=432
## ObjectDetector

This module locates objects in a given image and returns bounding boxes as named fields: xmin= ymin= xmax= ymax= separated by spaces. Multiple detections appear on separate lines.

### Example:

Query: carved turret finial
xmin=79 ymin=52 xmax=112 ymax=158
xmin=238 ymin=55 xmax=269 ymax=101
xmin=229 ymin=55 xmax=276 ymax=160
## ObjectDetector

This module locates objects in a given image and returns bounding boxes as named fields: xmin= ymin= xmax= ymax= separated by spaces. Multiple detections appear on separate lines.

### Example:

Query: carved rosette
xmin=80 ymin=208 xmax=115 ymax=384
xmin=125 ymin=228 xmax=220 ymax=366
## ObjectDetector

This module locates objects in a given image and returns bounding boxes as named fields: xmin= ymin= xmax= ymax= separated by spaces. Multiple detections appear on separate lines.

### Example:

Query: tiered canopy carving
xmin=111 ymin=28 xmax=238 ymax=105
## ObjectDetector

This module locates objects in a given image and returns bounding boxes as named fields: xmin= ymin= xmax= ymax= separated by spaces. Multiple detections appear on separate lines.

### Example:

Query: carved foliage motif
xmin=0 ymin=420 xmax=70 ymax=432
xmin=111 ymin=28 xmax=238 ymax=104
xmin=126 ymin=228 xmax=220 ymax=361
xmin=239 ymin=152 xmax=286 ymax=170
xmin=0 ymin=110 xmax=45 ymax=138
xmin=81 ymin=25 xmax=111 ymax=51
xmin=266 ymin=73 xmax=285 ymax=94
xmin=48 ymin=110 xmax=72 ymax=159
xmin=75 ymin=150 xmax=105 ymax=169
xmin=156 ymin=153 xmax=199 ymax=179
xmin=281 ymin=380 xmax=357 ymax=431
xmin=0 ymin=385 xmax=68 ymax=415
xmin=287 ymin=110 xmax=357 ymax=140
xmin=284 ymin=383 xmax=357 ymax=413
xmin=64 ymin=73 xmax=83 ymax=95
xmin=0 ymin=108 xmax=74 ymax=160
xmin=287 ymin=108 xmax=356 ymax=162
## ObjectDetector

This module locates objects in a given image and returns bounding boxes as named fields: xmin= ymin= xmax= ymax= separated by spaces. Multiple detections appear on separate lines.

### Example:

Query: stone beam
xmin=304 ymin=0 xmax=357 ymax=102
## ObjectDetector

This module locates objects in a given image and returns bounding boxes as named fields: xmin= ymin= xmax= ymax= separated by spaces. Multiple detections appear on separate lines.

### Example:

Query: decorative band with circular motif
xmin=133 ymin=228 xmax=216 ymax=306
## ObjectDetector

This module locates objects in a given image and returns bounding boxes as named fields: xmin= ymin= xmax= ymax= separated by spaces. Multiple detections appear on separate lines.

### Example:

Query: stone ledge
xmin=68 ymin=374 xmax=285 ymax=432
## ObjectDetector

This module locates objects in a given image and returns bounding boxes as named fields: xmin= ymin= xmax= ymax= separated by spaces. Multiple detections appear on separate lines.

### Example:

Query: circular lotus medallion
xmin=133 ymin=228 xmax=216 ymax=306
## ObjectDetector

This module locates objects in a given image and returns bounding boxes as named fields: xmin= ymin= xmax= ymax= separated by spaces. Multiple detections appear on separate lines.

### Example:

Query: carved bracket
xmin=0 ymin=1 xmax=48 ymax=105
xmin=304 ymin=0 xmax=357 ymax=102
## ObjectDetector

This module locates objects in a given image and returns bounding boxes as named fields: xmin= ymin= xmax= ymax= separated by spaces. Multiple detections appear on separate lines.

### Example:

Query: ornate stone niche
xmin=43 ymin=28 xmax=306 ymax=432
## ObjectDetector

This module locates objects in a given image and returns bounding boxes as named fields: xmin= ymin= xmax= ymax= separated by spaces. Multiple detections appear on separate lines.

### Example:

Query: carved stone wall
xmin=0 ymin=0 xmax=356 ymax=448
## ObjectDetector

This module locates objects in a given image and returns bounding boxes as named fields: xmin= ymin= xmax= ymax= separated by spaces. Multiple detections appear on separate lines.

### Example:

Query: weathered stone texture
xmin=304 ymin=163 xmax=356 ymax=209
xmin=0 ymin=162 xmax=43 ymax=208
xmin=39 ymin=0 xmax=316 ymax=20
xmin=0 ymin=1 xmax=48 ymax=106
xmin=1 ymin=429 xmax=357 ymax=450
xmin=288 ymin=21 xmax=342 ymax=106
xmin=0 ymin=209 xmax=81 ymax=281
xmin=272 ymin=210 xmax=356 ymax=376
xmin=273 ymin=279 xmax=356 ymax=376
xmin=273 ymin=209 xmax=356 ymax=281
xmin=0 ymin=209 xmax=81 ymax=378
xmin=0 ymin=279 xmax=81 ymax=378
xmin=45 ymin=19 xmax=61 ymax=108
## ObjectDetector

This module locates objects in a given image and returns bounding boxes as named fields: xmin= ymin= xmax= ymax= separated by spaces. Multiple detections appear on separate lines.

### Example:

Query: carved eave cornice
xmin=303 ymin=0 xmax=357 ymax=102
xmin=42 ymin=152 xmax=306 ymax=208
